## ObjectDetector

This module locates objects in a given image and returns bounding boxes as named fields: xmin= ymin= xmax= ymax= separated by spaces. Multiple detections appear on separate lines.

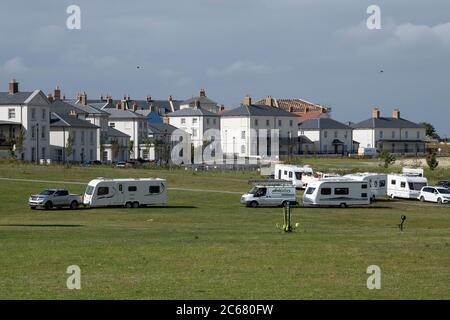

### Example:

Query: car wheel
xmin=250 ymin=201 xmax=258 ymax=208
xmin=70 ymin=201 xmax=79 ymax=210
xmin=132 ymin=202 xmax=139 ymax=208
xmin=437 ymin=198 xmax=443 ymax=205
xmin=125 ymin=202 xmax=132 ymax=208
xmin=339 ymin=203 xmax=347 ymax=208
xmin=44 ymin=201 xmax=53 ymax=210
xmin=30 ymin=206 xmax=36 ymax=210
xmin=420 ymin=196 xmax=425 ymax=202
xmin=281 ymin=201 xmax=289 ymax=207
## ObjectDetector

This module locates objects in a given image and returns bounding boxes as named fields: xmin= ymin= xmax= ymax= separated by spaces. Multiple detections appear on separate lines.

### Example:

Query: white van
xmin=387 ymin=174 xmax=428 ymax=199
xmin=83 ymin=178 xmax=167 ymax=208
xmin=241 ymin=180 xmax=297 ymax=208
xmin=303 ymin=179 xmax=371 ymax=207
xmin=344 ymin=173 xmax=387 ymax=200
xmin=274 ymin=164 xmax=314 ymax=189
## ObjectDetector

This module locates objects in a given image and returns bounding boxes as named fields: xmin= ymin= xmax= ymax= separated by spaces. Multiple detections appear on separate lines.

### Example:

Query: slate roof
xmin=181 ymin=95 xmax=218 ymax=106
xmin=352 ymin=117 xmax=424 ymax=129
xmin=99 ymin=103 xmax=147 ymax=119
xmin=50 ymin=113 xmax=99 ymax=129
xmin=0 ymin=90 xmax=46 ymax=105
xmin=148 ymin=123 xmax=178 ymax=135
xmin=167 ymin=107 xmax=219 ymax=117
xmin=107 ymin=126 xmax=130 ymax=138
xmin=50 ymin=100 xmax=89 ymax=116
xmin=221 ymin=104 xmax=297 ymax=117
xmin=298 ymin=118 xmax=351 ymax=130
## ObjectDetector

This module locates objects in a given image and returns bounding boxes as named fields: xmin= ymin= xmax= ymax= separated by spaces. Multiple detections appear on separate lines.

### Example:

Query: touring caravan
xmin=83 ymin=178 xmax=167 ymax=208
xmin=241 ymin=180 xmax=297 ymax=208
xmin=274 ymin=164 xmax=314 ymax=189
xmin=344 ymin=173 xmax=387 ymax=200
xmin=303 ymin=178 xmax=371 ymax=207
xmin=387 ymin=174 xmax=428 ymax=200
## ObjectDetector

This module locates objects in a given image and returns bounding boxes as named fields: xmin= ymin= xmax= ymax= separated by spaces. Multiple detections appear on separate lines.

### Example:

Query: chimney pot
xmin=8 ymin=79 xmax=19 ymax=94
xmin=146 ymin=95 xmax=152 ymax=103
xmin=199 ymin=88 xmax=206 ymax=97
xmin=168 ymin=95 xmax=173 ymax=101
xmin=393 ymin=108 xmax=401 ymax=119
xmin=54 ymin=86 xmax=61 ymax=100
xmin=372 ymin=107 xmax=380 ymax=119
xmin=242 ymin=95 xmax=252 ymax=106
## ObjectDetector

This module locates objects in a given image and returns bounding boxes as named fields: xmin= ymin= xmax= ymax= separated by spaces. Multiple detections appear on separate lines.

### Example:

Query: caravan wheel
xmin=339 ymin=203 xmax=347 ymax=208
xmin=125 ymin=202 xmax=132 ymax=208
xmin=132 ymin=202 xmax=140 ymax=208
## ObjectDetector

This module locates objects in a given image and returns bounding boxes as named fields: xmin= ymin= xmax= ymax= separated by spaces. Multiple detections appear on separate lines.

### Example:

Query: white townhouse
xmin=167 ymin=102 xmax=220 ymax=148
xmin=179 ymin=89 xmax=221 ymax=114
xmin=49 ymin=100 xmax=99 ymax=163
xmin=100 ymin=100 xmax=149 ymax=160
xmin=298 ymin=118 xmax=354 ymax=155
xmin=352 ymin=108 xmax=426 ymax=155
xmin=0 ymin=80 xmax=51 ymax=162
xmin=220 ymin=96 xmax=298 ymax=158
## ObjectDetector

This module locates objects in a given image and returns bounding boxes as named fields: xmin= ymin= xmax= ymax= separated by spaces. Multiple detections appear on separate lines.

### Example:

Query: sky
xmin=1 ymin=0 xmax=449 ymax=136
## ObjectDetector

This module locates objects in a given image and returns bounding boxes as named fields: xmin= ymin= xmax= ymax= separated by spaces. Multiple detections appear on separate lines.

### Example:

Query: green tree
xmin=111 ymin=139 xmax=120 ymax=160
xmin=426 ymin=152 xmax=439 ymax=170
xmin=128 ymin=140 xmax=134 ymax=158
xmin=379 ymin=150 xmax=396 ymax=168
xmin=14 ymin=128 xmax=26 ymax=159
xmin=65 ymin=132 xmax=74 ymax=162
xmin=420 ymin=122 xmax=440 ymax=140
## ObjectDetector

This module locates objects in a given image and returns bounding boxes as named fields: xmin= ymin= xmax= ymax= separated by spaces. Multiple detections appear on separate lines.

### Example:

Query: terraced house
xmin=352 ymin=108 xmax=426 ymax=155
xmin=0 ymin=80 xmax=51 ymax=162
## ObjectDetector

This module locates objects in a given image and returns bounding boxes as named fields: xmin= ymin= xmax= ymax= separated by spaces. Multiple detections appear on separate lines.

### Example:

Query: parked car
xmin=116 ymin=161 xmax=127 ymax=168
xmin=29 ymin=189 xmax=83 ymax=210
xmin=418 ymin=187 xmax=450 ymax=204
xmin=436 ymin=180 xmax=450 ymax=190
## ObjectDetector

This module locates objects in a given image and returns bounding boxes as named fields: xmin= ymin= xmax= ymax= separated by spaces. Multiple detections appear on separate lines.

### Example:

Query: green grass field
xmin=0 ymin=160 xmax=449 ymax=299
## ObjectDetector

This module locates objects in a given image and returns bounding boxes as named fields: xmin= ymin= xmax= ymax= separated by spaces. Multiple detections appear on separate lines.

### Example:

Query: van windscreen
xmin=305 ymin=187 xmax=315 ymax=195
xmin=409 ymin=182 xmax=427 ymax=191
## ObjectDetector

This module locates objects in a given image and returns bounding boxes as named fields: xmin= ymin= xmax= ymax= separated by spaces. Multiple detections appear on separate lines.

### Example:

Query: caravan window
xmin=320 ymin=188 xmax=332 ymax=195
xmin=97 ymin=187 xmax=109 ymax=196
xmin=305 ymin=187 xmax=315 ymax=195
xmin=401 ymin=182 xmax=406 ymax=188
xmin=361 ymin=193 xmax=368 ymax=198
xmin=289 ymin=172 xmax=293 ymax=178
xmin=379 ymin=180 xmax=386 ymax=187
xmin=149 ymin=186 xmax=160 ymax=194
xmin=409 ymin=182 xmax=427 ymax=191
xmin=284 ymin=170 xmax=287 ymax=175
xmin=85 ymin=186 xmax=94 ymax=195
xmin=391 ymin=180 xmax=396 ymax=185
xmin=119 ymin=184 xmax=123 ymax=192
xmin=128 ymin=186 xmax=137 ymax=192
xmin=295 ymin=172 xmax=302 ymax=179
xmin=362 ymin=184 xmax=368 ymax=189
xmin=335 ymin=188 xmax=349 ymax=195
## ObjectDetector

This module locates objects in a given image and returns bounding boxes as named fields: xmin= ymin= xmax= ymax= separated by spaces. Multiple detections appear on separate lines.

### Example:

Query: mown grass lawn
xmin=0 ymin=161 xmax=449 ymax=299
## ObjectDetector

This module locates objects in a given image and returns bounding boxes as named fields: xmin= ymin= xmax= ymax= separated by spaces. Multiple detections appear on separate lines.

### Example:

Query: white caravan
xmin=387 ymin=174 xmax=428 ymax=199
xmin=344 ymin=173 xmax=387 ymax=200
xmin=83 ymin=178 xmax=167 ymax=208
xmin=274 ymin=164 xmax=314 ymax=189
xmin=241 ymin=180 xmax=297 ymax=208
xmin=303 ymin=178 xmax=371 ymax=207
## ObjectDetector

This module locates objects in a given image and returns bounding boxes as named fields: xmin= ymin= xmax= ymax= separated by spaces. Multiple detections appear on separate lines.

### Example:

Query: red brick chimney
xmin=372 ymin=107 xmax=380 ymax=119
xmin=242 ymin=95 xmax=252 ymax=106
xmin=54 ymin=86 xmax=61 ymax=100
xmin=9 ymin=79 xmax=19 ymax=94
xmin=392 ymin=108 xmax=400 ymax=119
